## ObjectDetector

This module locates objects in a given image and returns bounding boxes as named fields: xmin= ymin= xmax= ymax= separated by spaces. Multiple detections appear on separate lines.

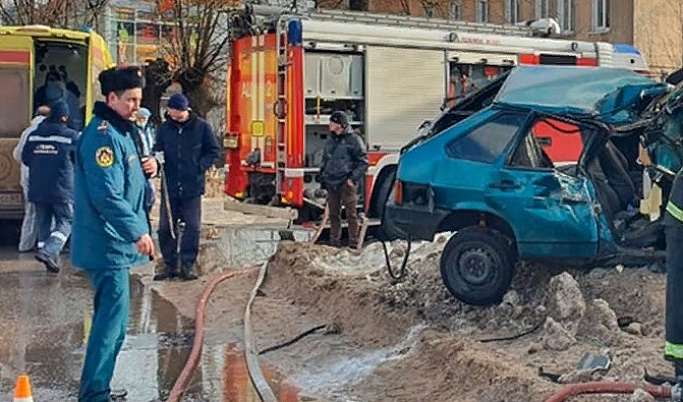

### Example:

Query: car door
xmin=485 ymin=115 xmax=600 ymax=259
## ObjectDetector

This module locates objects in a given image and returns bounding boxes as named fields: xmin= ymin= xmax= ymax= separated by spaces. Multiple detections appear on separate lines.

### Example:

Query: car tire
xmin=440 ymin=227 xmax=516 ymax=306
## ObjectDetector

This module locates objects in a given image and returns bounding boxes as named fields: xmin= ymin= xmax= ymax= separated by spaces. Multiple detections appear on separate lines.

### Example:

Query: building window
xmin=476 ymin=0 xmax=489 ymax=23
xmin=557 ymin=0 xmax=575 ymax=32
xmin=593 ymin=0 xmax=610 ymax=31
xmin=535 ymin=0 xmax=550 ymax=18
xmin=506 ymin=0 xmax=522 ymax=23
xmin=450 ymin=1 xmax=462 ymax=20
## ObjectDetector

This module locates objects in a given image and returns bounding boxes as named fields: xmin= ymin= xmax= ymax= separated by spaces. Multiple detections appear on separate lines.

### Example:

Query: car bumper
xmin=383 ymin=202 xmax=449 ymax=241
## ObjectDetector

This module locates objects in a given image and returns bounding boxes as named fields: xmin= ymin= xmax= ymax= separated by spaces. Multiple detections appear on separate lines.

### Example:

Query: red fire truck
xmin=223 ymin=5 xmax=648 ymax=222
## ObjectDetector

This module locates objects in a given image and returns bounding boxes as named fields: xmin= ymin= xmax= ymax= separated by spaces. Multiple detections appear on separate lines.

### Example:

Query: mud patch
xmin=261 ymin=242 xmax=673 ymax=401
xmin=143 ymin=235 xmax=673 ymax=402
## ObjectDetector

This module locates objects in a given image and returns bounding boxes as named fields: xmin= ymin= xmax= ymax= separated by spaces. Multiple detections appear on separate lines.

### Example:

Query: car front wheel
xmin=440 ymin=227 xmax=516 ymax=306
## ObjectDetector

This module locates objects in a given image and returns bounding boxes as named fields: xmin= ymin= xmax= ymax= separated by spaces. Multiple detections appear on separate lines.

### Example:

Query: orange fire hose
xmin=544 ymin=381 xmax=671 ymax=402
xmin=309 ymin=203 xmax=329 ymax=245
xmin=167 ymin=267 xmax=258 ymax=402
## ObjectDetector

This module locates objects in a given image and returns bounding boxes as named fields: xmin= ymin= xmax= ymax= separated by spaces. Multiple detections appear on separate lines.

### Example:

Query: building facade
xmin=318 ymin=0 xmax=682 ymax=75
xmin=101 ymin=0 xmax=172 ymax=66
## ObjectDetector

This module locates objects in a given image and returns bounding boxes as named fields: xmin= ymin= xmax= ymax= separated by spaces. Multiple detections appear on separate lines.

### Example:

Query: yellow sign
xmin=251 ymin=120 xmax=265 ymax=138
xmin=96 ymin=146 xmax=114 ymax=168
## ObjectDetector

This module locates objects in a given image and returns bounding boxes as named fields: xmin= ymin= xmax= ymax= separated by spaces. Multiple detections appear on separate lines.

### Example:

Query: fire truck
xmin=223 ymin=5 xmax=649 ymax=222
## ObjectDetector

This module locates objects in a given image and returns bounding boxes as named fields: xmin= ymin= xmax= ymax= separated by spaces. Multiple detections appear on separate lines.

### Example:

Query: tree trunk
xmin=349 ymin=0 xmax=369 ymax=11
xmin=181 ymin=78 xmax=218 ymax=118
xmin=142 ymin=58 xmax=173 ymax=126
xmin=175 ymin=67 xmax=218 ymax=118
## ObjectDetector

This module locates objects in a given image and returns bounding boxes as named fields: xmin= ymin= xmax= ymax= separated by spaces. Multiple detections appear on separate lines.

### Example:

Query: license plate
xmin=0 ymin=192 xmax=23 ymax=208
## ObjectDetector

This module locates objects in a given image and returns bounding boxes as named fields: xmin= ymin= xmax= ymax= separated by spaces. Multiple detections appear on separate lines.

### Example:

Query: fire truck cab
xmin=224 ymin=6 xmax=648 ymax=222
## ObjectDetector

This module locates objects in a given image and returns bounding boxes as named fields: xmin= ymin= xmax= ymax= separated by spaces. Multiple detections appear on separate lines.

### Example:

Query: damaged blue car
xmin=382 ymin=65 xmax=683 ymax=306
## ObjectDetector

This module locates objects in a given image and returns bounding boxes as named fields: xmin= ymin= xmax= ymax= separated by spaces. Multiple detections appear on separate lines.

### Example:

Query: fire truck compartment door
xmin=366 ymin=46 xmax=445 ymax=152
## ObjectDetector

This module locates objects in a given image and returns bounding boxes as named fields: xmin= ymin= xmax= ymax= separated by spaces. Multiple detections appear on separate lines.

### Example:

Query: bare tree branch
xmin=0 ymin=0 xmax=110 ymax=28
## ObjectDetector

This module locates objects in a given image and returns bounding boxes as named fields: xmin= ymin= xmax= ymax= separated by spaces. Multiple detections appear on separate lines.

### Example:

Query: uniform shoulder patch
xmin=95 ymin=146 xmax=114 ymax=168
xmin=97 ymin=120 xmax=109 ymax=133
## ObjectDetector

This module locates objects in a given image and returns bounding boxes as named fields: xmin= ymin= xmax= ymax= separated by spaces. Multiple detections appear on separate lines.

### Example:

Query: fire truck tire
xmin=440 ymin=227 xmax=516 ymax=306
xmin=371 ymin=167 xmax=396 ymax=219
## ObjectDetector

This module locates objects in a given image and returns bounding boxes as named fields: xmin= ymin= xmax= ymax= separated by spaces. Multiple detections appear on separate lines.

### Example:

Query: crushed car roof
xmin=494 ymin=66 xmax=670 ymax=124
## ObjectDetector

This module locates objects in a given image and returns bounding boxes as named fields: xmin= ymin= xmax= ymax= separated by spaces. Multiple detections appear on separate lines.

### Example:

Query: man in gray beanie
xmin=320 ymin=110 xmax=368 ymax=248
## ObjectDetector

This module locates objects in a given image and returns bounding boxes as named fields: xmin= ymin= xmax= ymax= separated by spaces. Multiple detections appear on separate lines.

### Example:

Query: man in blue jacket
xmin=21 ymin=100 xmax=77 ymax=273
xmin=153 ymin=93 xmax=221 ymax=281
xmin=71 ymin=66 xmax=157 ymax=402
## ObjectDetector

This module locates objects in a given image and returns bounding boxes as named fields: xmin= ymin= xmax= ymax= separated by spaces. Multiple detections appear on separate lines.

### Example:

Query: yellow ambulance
xmin=0 ymin=25 xmax=113 ymax=219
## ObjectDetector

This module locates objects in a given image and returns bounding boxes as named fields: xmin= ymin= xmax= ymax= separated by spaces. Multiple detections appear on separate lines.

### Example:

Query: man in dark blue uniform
xmin=71 ymin=66 xmax=157 ymax=402
xmin=153 ymin=93 xmax=220 ymax=281
xmin=21 ymin=100 xmax=77 ymax=273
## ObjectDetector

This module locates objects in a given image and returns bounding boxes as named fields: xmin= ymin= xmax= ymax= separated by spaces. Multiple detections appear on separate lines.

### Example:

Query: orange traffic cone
xmin=14 ymin=374 xmax=34 ymax=402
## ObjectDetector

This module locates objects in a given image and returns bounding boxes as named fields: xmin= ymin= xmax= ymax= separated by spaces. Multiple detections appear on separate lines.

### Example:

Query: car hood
xmin=493 ymin=66 xmax=670 ymax=125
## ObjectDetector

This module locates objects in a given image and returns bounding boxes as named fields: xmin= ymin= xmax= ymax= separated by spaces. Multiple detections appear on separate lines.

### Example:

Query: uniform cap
xmin=99 ymin=66 xmax=145 ymax=96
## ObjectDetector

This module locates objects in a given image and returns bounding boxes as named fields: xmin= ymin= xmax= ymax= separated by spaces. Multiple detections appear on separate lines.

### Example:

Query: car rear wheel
xmin=440 ymin=227 xmax=516 ymax=306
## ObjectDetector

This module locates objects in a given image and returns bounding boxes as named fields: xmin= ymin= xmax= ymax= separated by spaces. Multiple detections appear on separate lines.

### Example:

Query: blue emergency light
xmin=287 ymin=19 xmax=303 ymax=46
xmin=613 ymin=44 xmax=641 ymax=55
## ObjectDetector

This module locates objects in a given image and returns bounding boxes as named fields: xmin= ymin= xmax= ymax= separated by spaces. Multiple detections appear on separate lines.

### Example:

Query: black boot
xmin=179 ymin=263 xmax=198 ymax=281
xmin=676 ymin=361 xmax=683 ymax=379
xmin=35 ymin=250 xmax=60 ymax=273
xmin=153 ymin=264 xmax=178 ymax=281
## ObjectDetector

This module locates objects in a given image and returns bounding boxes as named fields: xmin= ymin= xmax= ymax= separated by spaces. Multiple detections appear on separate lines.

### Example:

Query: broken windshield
xmin=494 ymin=66 xmax=665 ymax=123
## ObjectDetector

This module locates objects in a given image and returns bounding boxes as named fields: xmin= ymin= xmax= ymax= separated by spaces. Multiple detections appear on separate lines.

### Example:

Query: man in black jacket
xmin=320 ymin=111 xmax=368 ymax=248
xmin=154 ymin=93 xmax=221 ymax=281
xmin=21 ymin=100 xmax=78 ymax=273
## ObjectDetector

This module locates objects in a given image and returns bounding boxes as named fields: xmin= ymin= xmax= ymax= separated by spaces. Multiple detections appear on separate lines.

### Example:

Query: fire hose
xmin=244 ymin=261 xmax=278 ymax=402
xmin=309 ymin=204 xmax=329 ymax=245
xmin=166 ymin=268 xmax=257 ymax=402
xmin=167 ymin=260 xmax=330 ymax=402
xmin=543 ymin=381 xmax=672 ymax=402
xmin=308 ymin=203 xmax=369 ymax=250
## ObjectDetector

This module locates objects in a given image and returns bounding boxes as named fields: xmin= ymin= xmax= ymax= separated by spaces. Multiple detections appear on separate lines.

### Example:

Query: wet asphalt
xmin=0 ymin=220 xmax=229 ymax=402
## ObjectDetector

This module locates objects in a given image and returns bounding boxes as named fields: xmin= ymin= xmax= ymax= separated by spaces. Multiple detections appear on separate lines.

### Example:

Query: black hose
xmin=258 ymin=324 xmax=327 ymax=355
xmin=382 ymin=237 xmax=412 ymax=281
xmin=477 ymin=319 xmax=545 ymax=343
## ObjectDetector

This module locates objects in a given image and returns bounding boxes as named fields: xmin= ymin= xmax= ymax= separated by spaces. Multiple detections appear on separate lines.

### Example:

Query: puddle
xmin=290 ymin=325 xmax=426 ymax=400
xmin=0 ymin=224 xmax=434 ymax=402
xmin=223 ymin=343 xmax=301 ymax=402
xmin=0 ymin=268 xmax=306 ymax=401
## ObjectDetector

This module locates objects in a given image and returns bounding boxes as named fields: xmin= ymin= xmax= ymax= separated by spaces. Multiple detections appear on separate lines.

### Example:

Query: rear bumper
xmin=383 ymin=202 xmax=449 ymax=241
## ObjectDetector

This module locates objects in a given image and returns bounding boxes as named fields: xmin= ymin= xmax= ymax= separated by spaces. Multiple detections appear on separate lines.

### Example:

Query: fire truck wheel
xmin=440 ymin=227 xmax=516 ymax=306
xmin=371 ymin=168 xmax=396 ymax=219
